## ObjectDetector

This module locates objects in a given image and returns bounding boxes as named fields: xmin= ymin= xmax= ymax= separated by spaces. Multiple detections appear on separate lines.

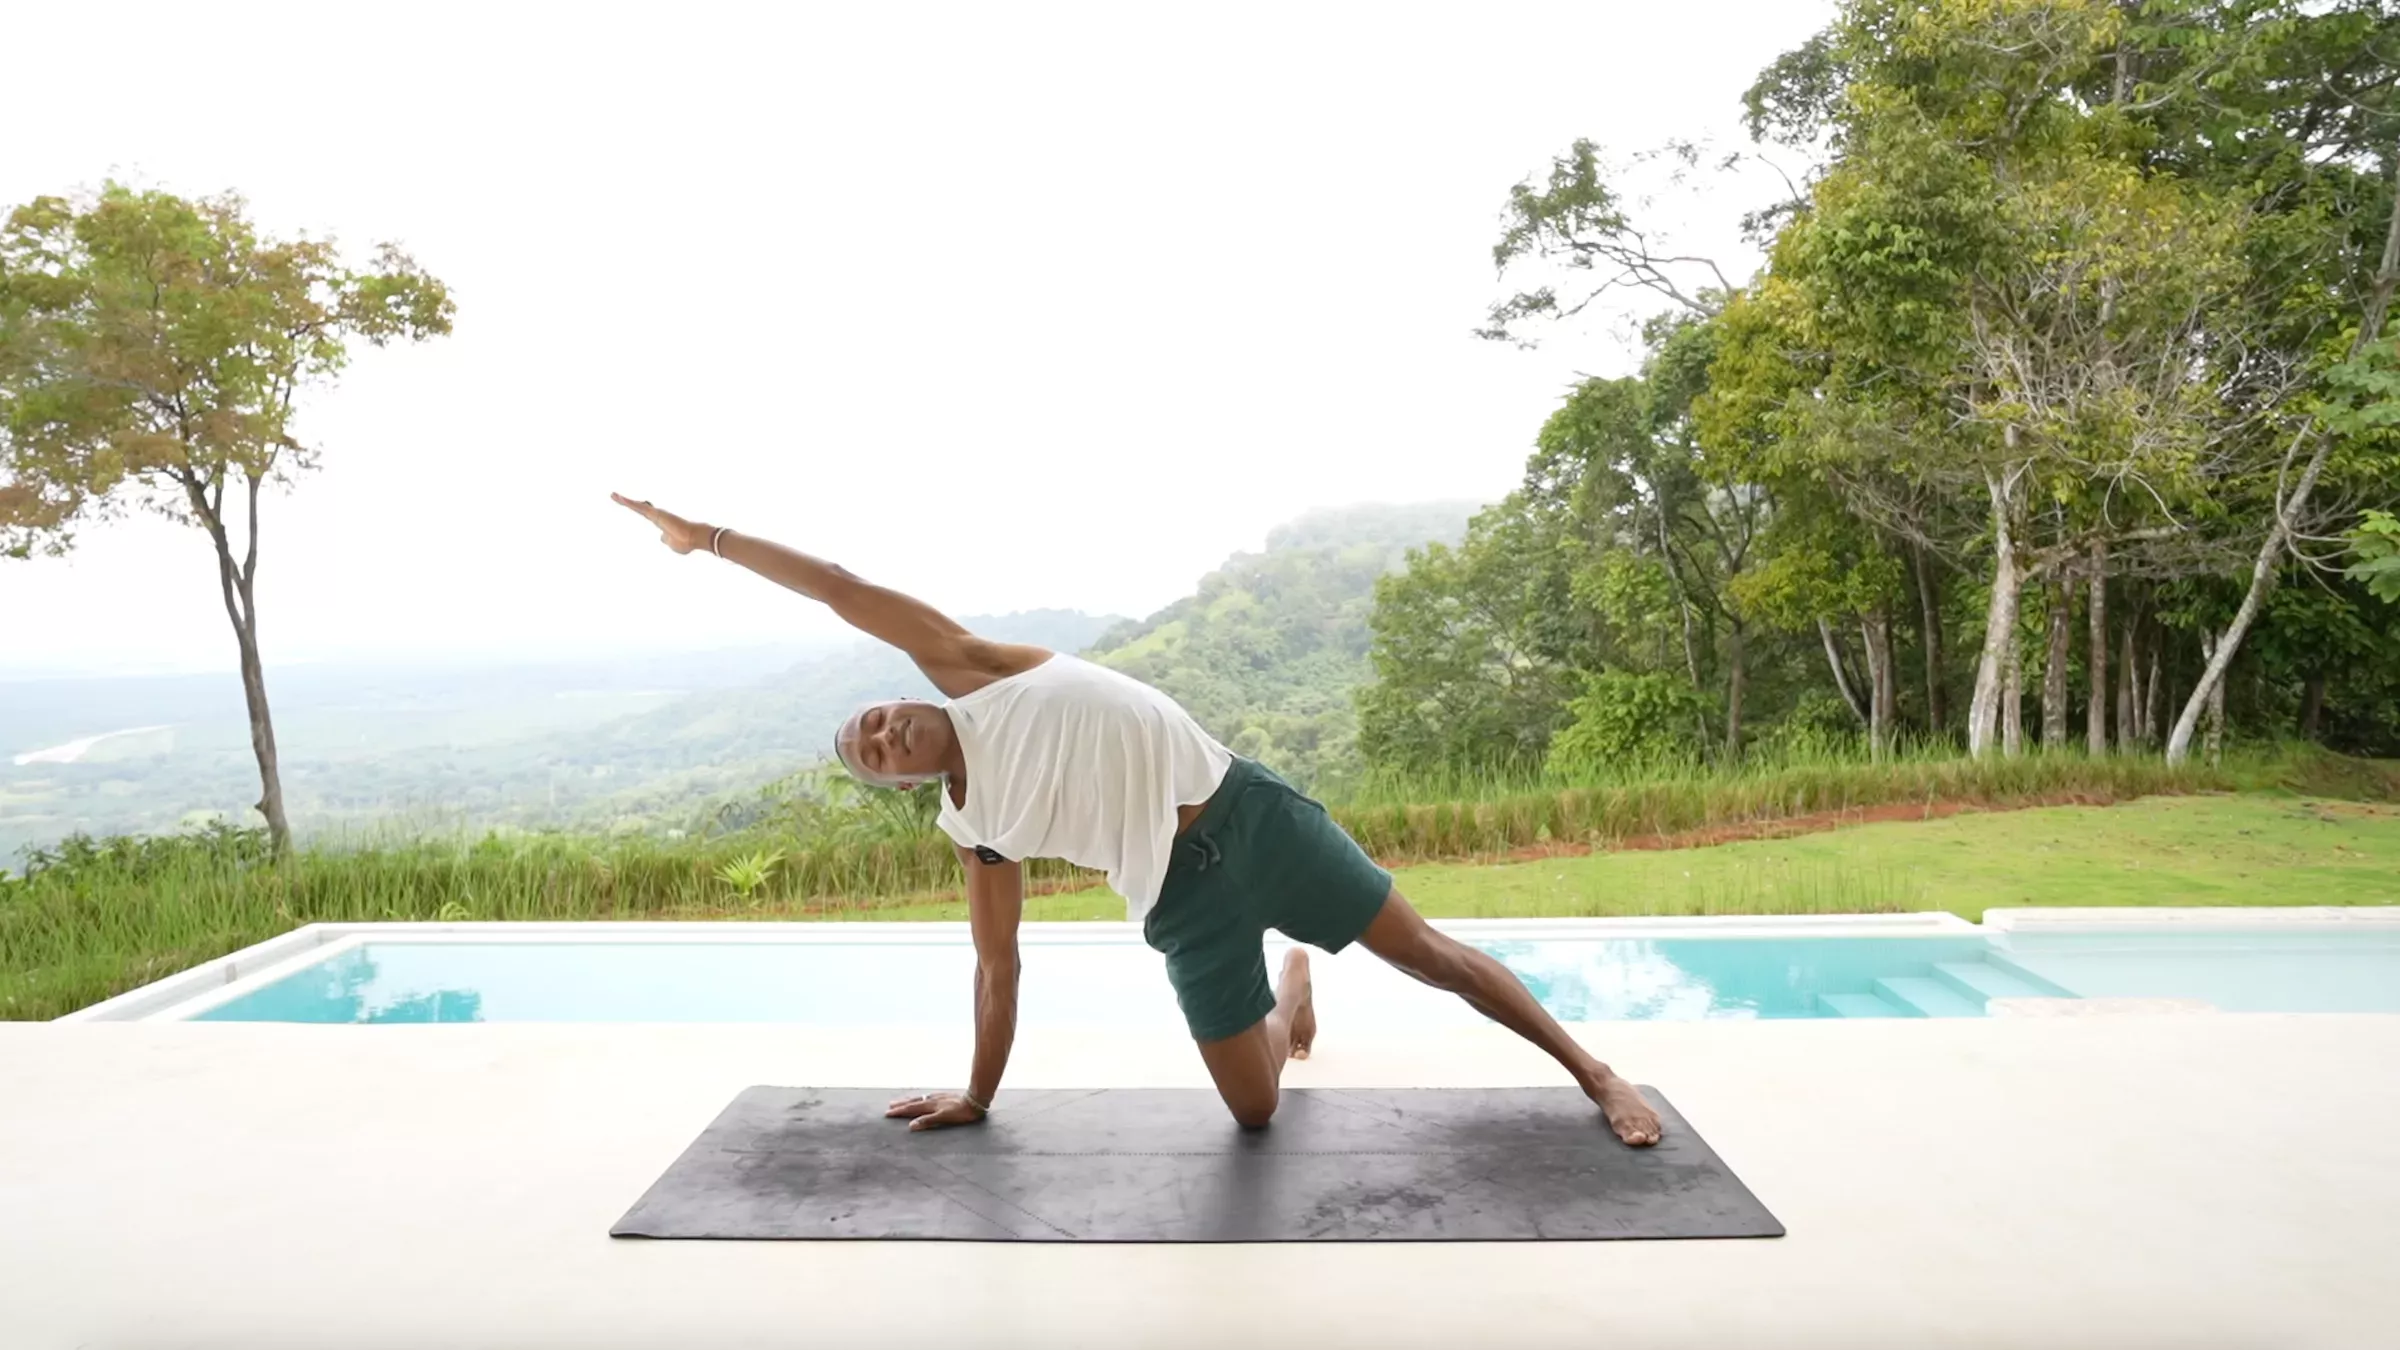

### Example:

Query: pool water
xmin=1998 ymin=930 xmax=2400 ymax=1014
xmin=189 ymin=929 xmax=2400 ymax=1024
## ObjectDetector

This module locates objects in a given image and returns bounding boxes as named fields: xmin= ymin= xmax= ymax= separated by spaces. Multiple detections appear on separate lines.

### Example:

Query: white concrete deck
xmin=5 ymin=1013 xmax=2397 ymax=1349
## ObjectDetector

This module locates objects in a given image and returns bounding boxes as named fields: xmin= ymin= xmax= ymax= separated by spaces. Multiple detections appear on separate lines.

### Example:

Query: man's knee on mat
xmin=1197 ymin=1022 xmax=1284 ymax=1128
xmin=1226 ymin=1094 xmax=1278 ymax=1129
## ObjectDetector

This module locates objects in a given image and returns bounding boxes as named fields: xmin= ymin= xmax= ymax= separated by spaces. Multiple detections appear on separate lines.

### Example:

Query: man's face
xmin=836 ymin=700 xmax=950 ymax=787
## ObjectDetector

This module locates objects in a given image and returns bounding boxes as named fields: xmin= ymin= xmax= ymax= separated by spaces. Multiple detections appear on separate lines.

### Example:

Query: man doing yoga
xmin=614 ymin=494 xmax=1663 ymax=1146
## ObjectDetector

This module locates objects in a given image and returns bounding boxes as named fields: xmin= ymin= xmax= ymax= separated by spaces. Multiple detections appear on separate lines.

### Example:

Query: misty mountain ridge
xmin=2 ymin=502 xmax=1483 ymax=858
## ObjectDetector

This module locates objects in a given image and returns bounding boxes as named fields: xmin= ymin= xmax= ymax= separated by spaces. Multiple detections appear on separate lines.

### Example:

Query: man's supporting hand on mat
xmin=885 ymin=1091 xmax=987 ymax=1130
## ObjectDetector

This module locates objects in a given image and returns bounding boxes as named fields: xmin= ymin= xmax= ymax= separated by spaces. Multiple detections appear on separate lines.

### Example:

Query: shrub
xmin=1544 ymin=671 xmax=1708 ymax=779
xmin=1756 ymin=691 xmax=1864 ymax=760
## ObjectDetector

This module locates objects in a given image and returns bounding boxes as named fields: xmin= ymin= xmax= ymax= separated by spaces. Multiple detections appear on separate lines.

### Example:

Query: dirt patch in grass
xmin=2296 ymin=799 xmax=2400 ymax=821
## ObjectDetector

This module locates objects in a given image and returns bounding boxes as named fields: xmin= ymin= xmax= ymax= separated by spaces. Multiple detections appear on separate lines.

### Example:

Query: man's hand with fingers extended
xmin=885 ymin=1092 xmax=989 ymax=1132
xmin=611 ymin=492 xmax=713 ymax=555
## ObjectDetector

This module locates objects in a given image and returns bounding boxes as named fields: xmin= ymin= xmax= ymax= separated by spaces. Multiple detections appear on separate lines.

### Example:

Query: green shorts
xmin=1142 ymin=757 xmax=1394 ymax=1043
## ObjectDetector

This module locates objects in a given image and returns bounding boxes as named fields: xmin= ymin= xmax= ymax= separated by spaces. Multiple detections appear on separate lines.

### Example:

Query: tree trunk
xmin=1658 ymin=507 xmax=1714 ymax=760
xmin=2002 ymin=619 xmax=2026 ymax=758
xmin=2112 ymin=1 xmax=2139 ymax=104
xmin=1912 ymin=542 xmax=1947 ymax=737
xmin=2198 ymin=633 xmax=2226 ymax=765
xmin=2143 ymin=632 xmax=2164 ymax=748
xmin=2300 ymin=674 xmax=2326 ymax=741
xmin=1967 ymin=464 xmax=2025 ymax=759
xmin=2169 ymin=141 xmax=2400 ymax=765
xmin=2166 ymin=664 xmax=2180 ymax=744
xmin=2206 ymin=655 xmax=2227 ymax=766
xmin=2041 ymin=576 xmax=2072 ymax=749
xmin=232 ymin=602 xmax=291 ymax=853
xmin=1659 ymin=509 xmax=1704 ymax=694
xmin=1863 ymin=607 xmax=1896 ymax=761
xmin=193 ymin=472 xmax=292 ymax=856
xmin=2086 ymin=540 xmax=2108 ymax=755
xmin=1819 ymin=619 xmax=1869 ymax=727
xmin=1724 ymin=618 xmax=1748 ymax=761
xmin=2118 ymin=607 xmax=2140 ymax=753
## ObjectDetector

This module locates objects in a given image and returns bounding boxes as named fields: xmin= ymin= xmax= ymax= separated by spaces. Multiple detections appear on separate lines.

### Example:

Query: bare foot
xmin=1586 ymin=1072 xmax=1662 ymax=1147
xmin=1279 ymin=948 xmax=1316 ymax=1060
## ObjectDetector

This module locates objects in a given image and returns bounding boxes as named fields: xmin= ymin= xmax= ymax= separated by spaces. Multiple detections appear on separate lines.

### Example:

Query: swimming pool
xmin=76 ymin=910 xmax=2400 ymax=1024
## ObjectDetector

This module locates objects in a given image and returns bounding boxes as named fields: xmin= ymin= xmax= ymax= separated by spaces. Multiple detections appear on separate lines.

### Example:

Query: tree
xmin=0 ymin=186 xmax=452 ymax=852
xmin=1738 ymin=1 xmax=2288 ymax=758
xmin=1372 ymin=0 xmax=2400 ymax=783
xmin=1544 ymin=671 xmax=1709 ymax=778
xmin=1478 ymin=139 xmax=1736 ymax=346
xmin=2350 ymin=510 xmax=2400 ymax=604
xmin=1728 ymin=496 xmax=1907 ymax=758
xmin=1356 ymin=503 xmax=1586 ymax=773
xmin=2168 ymin=163 xmax=2400 ymax=761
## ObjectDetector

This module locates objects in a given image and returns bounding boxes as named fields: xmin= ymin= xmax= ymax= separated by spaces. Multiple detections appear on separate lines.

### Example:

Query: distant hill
xmin=0 ymin=614 xmax=1121 ymax=860
xmin=560 ymin=609 xmax=1122 ymax=775
xmin=1088 ymin=501 xmax=1478 ymax=791
xmin=2 ymin=502 xmax=1482 ymax=858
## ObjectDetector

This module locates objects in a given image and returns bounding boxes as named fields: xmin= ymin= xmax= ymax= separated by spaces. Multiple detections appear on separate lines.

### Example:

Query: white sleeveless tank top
xmin=934 ymin=654 xmax=1231 ymax=923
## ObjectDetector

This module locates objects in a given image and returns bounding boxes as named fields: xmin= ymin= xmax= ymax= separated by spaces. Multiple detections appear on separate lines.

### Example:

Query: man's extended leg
xmin=1356 ymin=887 xmax=1663 ymax=1146
xmin=1192 ymin=949 xmax=1316 ymax=1128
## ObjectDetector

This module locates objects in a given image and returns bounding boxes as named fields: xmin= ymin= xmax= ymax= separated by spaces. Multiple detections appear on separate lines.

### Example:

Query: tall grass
xmin=5 ymin=744 xmax=2379 ymax=1022
xmin=1332 ymin=746 xmax=2232 ymax=864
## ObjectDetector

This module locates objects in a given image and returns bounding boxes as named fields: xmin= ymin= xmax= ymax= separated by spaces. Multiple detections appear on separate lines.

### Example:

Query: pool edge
xmin=70 ymin=906 xmax=2400 ymax=1022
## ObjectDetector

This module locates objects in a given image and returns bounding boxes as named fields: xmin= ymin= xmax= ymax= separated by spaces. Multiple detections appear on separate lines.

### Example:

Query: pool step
xmin=1819 ymin=993 xmax=1906 ymax=1019
xmin=1872 ymin=976 xmax=1984 ymax=1018
xmin=1822 ymin=955 xmax=2080 ymax=1019
xmin=1978 ymin=952 xmax=2079 ymax=997
xmin=1932 ymin=960 xmax=2056 ymax=1008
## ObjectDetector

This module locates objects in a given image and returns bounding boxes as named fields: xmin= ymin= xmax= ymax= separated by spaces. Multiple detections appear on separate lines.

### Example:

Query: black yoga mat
xmin=610 ymin=1086 xmax=1782 ymax=1242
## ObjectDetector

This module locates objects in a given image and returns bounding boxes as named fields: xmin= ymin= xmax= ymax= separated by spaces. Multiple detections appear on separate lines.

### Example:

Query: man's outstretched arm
xmin=612 ymin=494 xmax=1044 ymax=697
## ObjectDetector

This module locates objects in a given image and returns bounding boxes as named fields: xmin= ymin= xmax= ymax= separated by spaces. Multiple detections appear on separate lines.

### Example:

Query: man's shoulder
xmin=969 ymin=640 xmax=1056 ymax=679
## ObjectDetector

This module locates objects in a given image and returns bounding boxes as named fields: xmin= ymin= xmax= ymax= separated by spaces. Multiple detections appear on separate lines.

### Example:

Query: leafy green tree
xmin=1543 ymin=671 xmax=1708 ymax=779
xmin=2169 ymin=208 xmax=2400 ymax=752
xmin=0 ymin=186 xmax=452 ymax=852
xmin=1371 ymin=0 xmax=2400 ymax=781
xmin=1355 ymin=503 xmax=1584 ymax=773
xmin=1735 ymin=1 xmax=2300 ymax=758
xmin=1729 ymin=495 xmax=1908 ymax=757
xmin=2350 ymin=510 xmax=2400 ymax=604
xmin=1527 ymin=369 xmax=1721 ymax=745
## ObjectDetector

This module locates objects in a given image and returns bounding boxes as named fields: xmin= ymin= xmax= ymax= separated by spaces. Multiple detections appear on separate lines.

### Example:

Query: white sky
xmin=1 ymin=0 xmax=1830 ymax=678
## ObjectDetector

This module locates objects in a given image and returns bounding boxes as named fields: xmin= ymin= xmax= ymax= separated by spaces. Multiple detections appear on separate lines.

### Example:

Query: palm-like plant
xmin=716 ymin=848 xmax=785 ymax=899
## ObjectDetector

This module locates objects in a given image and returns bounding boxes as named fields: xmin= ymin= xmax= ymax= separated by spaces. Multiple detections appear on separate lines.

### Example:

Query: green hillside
xmin=1089 ymin=502 xmax=1478 ymax=792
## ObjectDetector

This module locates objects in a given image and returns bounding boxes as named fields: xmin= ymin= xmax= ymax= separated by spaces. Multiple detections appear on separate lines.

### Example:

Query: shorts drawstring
xmin=1173 ymin=760 xmax=1255 ymax=878
xmin=1183 ymin=832 xmax=1223 ymax=872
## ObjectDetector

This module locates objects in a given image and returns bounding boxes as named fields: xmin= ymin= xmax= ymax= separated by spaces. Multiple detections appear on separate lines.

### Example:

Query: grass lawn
xmin=857 ymin=794 xmax=2400 ymax=923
